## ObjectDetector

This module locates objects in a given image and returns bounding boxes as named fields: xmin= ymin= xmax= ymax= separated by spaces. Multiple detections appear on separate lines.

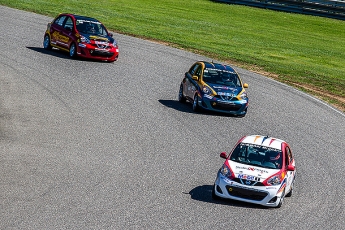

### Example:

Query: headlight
xmin=113 ymin=40 xmax=118 ymax=47
xmin=202 ymin=86 xmax=212 ymax=95
xmin=267 ymin=175 xmax=281 ymax=185
xmin=220 ymin=165 xmax=232 ymax=178
xmin=239 ymin=91 xmax=248 ymax=100
xmin=80 ymin=35 xmax=90 ymax=43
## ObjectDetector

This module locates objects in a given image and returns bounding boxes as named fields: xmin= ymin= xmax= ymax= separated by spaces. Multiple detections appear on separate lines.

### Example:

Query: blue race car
xmin=178 ymin=61 xmax=249 ymax=116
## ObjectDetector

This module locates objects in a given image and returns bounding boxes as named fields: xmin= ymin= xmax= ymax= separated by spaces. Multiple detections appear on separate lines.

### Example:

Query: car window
xmin=189 ymin=64 xmax=199 ymax=75
xmin=286 ymin=146 xmax=293 ymax=164
xmin=230 ymin=143 xmax=282 ymax=169
xmin=203 ymin=68 xmax=241 ymax=87
xmin=76 ymin=20 xmax=108 ymax=36
xmin=195 ymin=66 xmax=202 ymax=78
xmin=64 ymin=17 xmax=73 ymax=31
xmin=94 ymin=23 xmax=108 ymax=36
xmin=54 ymin=16 xmax=67 ymax=27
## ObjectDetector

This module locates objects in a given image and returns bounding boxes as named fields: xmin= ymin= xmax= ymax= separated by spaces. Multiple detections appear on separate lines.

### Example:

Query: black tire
xmin=43 ymin=35 xmax=52 ymax=50
xmin=192 ymin=94 xmax=199 ymax=112
xmin=69 ymin=43 xmax=77 ymax=58
xmin=178 ymin=84 xmax=186 ymax=103
xmin=286 ymin=180 xmax=294 ymax=197
xmin=276 ymin=189 xmax=285 ymax=208
xmin=212 ymin=184 xmax=220 ymax=200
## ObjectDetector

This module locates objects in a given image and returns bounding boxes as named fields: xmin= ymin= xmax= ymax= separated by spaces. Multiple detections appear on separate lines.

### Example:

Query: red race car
xmin=43 ymin=13 xmax=119 ymax=62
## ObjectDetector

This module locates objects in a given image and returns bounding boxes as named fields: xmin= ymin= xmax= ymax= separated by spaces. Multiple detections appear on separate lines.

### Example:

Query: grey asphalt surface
xmin=1 ymin=5 xmax=345 ymax=230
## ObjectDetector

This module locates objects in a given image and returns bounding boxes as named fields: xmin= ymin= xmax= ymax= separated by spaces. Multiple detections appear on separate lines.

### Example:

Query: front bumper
xmin=77 ymin=43 xmax=119 ymax=61
xmin=214 ymin=172 xmax=283 ymax=207
xmin=198 ymin=94 xmax=248 ymax=115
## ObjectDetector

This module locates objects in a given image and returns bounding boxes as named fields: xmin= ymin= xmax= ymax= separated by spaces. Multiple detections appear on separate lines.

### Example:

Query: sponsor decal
xmin=239 ymin=143 xmax=281 ymax=151
xmin=77 ymin=19 xmax=101 ymax=25
xmin=205 ymin=68 xmax=236 ymax=74
xmin=218 ymin=92 xmax=235 ymax=97
xmin=52 ymin=31 xmax=69 ymax=43
xmin=236 ymin=166 xmax=269 ymax=174
xmin=89 ymin=36 xmax=108 ymax=41
xmin=95 ymin=40 xmax=108 ymax=49
xmin=238 ymin=174 xmax=260 ymax=181
xmin=213 ymin=86 xmax=231 ymax=90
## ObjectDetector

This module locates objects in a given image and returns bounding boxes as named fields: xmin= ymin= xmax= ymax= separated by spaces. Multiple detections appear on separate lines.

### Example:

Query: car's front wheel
xmin=69 ymin=43 xmax=77 ymax=58
xmin=192 ymin=94 xmax=200 ymax=112
xmin=276 ymin=189 xmax=285 ymax=208
xmin=43 ymin=35 xmax=52 ymax=50
xmin=178 ymin=84 xmax=186 ymax=103
xmin=286 ymin=179 xmax=294 ymax=197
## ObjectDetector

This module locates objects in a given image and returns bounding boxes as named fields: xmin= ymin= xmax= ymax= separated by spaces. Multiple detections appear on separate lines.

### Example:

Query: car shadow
xmin=158 ymin=99 xmax=244 ymax=118
xmin=26 ymin=46 xmax=111 ymax=63
xmin=26 ymin=46 xmax=74 ymax=60
xmin=187 ymin=184 xmax=267 ymax=209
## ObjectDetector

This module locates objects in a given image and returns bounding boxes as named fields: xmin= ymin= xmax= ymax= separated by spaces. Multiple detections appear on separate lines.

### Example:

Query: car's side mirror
xmin=66 ymin=27 xmax=72 ymax=32
xmin=287 ymin=164 xmax=295 ymax=171
xmin=220 ymin=152 xmax=227 ymax=159
xmin=243 ymin=83 xmax=249 ymax=88
xmin=192 ymin=75 xmax=199 ymax=81
xmin=109 ymin=32 xmax=113 ymax=37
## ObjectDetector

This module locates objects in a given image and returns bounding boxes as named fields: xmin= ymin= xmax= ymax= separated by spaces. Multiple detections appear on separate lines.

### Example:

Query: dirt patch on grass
xmin=251 ymin=68 xmax=345 ymax=113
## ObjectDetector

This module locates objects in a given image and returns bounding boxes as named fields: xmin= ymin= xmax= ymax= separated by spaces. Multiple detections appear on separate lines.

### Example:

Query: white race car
xmin=213 ymin=135 xmax=296 ymax=208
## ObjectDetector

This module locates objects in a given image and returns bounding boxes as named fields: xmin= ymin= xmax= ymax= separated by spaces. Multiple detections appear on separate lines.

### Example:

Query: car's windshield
xmin=76 ymin=20 xmax=108 ymax=36
xmin=203 ymin=68 xmax=241 ymax=87
xmin=230 ymin=143 xmax=283 ymax=169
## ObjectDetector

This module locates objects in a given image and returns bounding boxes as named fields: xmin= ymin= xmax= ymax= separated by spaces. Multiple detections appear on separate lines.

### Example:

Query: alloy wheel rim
xmin=44 ymin=37 xmax=49 ymax=48
xmin=193 ymin=96 xmax=197 ymax=109
xmin=70 ymin=44 xmax=75 ymax=56
xmin=179 ymin=87 xmax=183 ymax=100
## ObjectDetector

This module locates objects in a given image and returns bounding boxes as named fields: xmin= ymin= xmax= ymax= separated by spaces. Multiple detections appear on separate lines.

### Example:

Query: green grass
xmin=1 ymin=0 xmax=345 ymax=110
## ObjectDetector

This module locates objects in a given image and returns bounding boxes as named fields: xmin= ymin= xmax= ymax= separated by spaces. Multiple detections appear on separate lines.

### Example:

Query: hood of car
xmin=80 ymin=33 xmax=114 ymax=45
xmin=229 ymin=160 xmax=280 ymax=181
xmin=207 ymin=83 xmax=242 ymax=97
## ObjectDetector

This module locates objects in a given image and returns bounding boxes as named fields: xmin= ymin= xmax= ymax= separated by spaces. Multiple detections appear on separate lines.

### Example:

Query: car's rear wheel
xmin=286 ymin=179 xmax=294 ymax=197
xmin=178 ymin=84 xmax=186 ymax=103
xmin=192 ymin=94 xmax=199 ymax=112
xmin=69 ymin=43 xmax=77 ymax=58
xmin=43 ymin=35 xmax=52 ymax=50
xmin=276 ymin=189 xmax=285 ymax=208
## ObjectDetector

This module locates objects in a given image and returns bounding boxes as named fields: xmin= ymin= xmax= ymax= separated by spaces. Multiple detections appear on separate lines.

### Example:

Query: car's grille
xmin=225 ymin=185 xmax=268 ymax=201
xmin=211 ymin=103 xmax=242 ymax=111
xmin=232 ymin=178 xmax=265 ymax=186
xmin=91 ymin=42 xmax=110 ymax=50
xmin=90 ymin=50 xmax=114 ymax=57
xmin=214 ymin=95 xmax=238 ymax=101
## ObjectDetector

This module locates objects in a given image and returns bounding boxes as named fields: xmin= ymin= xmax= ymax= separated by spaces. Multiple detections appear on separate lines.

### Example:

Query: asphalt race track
xmin=1 ymin=5 xmax=345 ymax=230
